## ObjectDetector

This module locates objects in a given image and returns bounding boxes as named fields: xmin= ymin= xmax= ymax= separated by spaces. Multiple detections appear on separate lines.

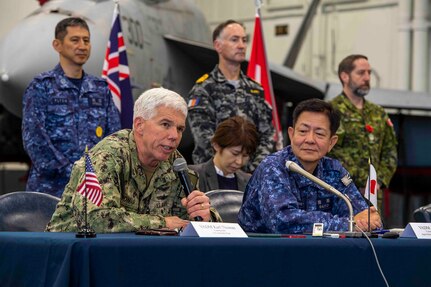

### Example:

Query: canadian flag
xmin=247 ymin=13 xmax=283 ymax=150
xmin=365 ymin=163 xmax=378 ymax=210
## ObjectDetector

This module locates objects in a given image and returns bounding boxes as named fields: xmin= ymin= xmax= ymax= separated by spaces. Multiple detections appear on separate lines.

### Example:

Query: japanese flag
xmin=365 ymin=164 xmax=378 ymax=210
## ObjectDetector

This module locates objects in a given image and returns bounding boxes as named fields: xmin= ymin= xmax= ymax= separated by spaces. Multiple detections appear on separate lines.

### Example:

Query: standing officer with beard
xmin=329 ymin=54 xmax=397 ymax=211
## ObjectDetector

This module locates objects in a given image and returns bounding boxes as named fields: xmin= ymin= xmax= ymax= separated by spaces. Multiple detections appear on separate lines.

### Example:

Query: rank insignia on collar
xmin=341 ymin=174 xmax=352 ymax=186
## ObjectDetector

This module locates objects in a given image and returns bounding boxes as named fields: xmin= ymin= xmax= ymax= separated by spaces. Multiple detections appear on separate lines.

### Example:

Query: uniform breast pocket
xmin=120 ymin=197 xmax=139 ymax=213
xmin=88 ymin=107 xmax=106 ymax=124
xmin=46 ymin=105 xmax=74 ymax=141
xmin=87 ymin=95 xmax=107 ymax=127
xmin=317 ymin=196 xmax=333 ymax=212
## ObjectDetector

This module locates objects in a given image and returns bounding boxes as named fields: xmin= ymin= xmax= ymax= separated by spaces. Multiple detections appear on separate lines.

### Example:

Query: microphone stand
xmin=286 ymin=161 xmax=364 ymax=237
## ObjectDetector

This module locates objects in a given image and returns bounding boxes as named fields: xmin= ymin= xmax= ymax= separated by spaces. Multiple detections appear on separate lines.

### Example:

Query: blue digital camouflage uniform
xmin=187 ymin=65 xmax=275 ymax=172
xmin=238 ymin=146 xmax=368 ymax=234
xmin=46 ymin=129 xmax=221 ymax=233
xmin=22 ymin=64 xmax=121 ymax=197
xmin=329 ymin=94 xmax=398 ymax=189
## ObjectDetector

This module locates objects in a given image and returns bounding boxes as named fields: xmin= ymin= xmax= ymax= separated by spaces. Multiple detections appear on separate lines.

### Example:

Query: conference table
xmin=0 ymin=232 xmax=429 ymax=287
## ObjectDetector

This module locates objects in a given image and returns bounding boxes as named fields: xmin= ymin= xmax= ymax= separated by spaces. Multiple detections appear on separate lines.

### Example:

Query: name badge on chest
xmin=89 ymin=96 xmax=104 ymax=107
xmin=317 ymin=197 xmax=333 ymax=211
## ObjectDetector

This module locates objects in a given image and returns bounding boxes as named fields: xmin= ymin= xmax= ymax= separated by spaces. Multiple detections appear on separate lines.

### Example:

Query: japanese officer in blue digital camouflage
xmin=22 ymin=17 xmax=121 ymax=198
xmin=238 ymin=98 xmax=382 ymax=234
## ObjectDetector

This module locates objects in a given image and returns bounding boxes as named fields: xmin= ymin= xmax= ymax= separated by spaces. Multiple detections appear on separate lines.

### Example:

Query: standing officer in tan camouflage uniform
xmin=329 ymin=54 xmax=397 ymax=210
xmin=47 ymin=88 xmax=220 ymax=233
xmin=187 ymin=19 xmax=274 ymax=172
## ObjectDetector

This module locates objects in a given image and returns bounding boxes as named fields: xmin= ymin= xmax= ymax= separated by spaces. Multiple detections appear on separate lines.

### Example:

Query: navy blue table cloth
xmin=0 ymin=232 xmax=429 ymax=287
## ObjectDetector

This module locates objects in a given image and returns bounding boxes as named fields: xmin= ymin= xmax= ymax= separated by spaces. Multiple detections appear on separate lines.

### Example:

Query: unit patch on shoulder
xmin=341 ymin=174 xmax=352 ymax=186
xmin=249 ymin=89 xmax=260 ymax=94
xmin=196 ymin=74 xmax=209 ymax=84
xmin=188 ymin=96 xmax=201 ymax=108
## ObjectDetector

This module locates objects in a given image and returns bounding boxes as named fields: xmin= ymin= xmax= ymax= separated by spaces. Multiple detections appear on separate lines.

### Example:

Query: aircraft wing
xmin=269 ymin=63 xmax=327 ymax=103
xmin=164 ymin=34 xmax=217 ymax=74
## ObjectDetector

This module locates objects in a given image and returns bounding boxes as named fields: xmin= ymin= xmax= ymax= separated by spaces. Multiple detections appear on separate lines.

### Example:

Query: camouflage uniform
xmin=187 ymin=65 xmax=275 ymax=172
xmin=238 ymin=146 xmax=368 ymax=234
xmin=46 ymin=129 xmax=221 ymax=233
xmin=22 ymin=64 xmax=121 ymax=197
xmin=329 ymin=94 xmax=398 ymax=189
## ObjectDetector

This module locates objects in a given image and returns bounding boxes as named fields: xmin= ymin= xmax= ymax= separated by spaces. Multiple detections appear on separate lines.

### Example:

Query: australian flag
xmin=102 ymin=3 xmax=134 ymax=128
xmin=77 ymin=153 xmax=103 ymax=207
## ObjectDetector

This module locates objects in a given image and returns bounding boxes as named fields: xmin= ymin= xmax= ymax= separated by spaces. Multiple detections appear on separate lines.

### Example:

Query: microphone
xmin=173 ymin=158 xmax=203 ymax=221
xmin=285 ymin=160 xmax=358 ymax=235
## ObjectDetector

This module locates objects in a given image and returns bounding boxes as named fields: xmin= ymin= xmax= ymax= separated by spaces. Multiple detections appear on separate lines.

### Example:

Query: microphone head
xmin=285 ymin=160 xmax=294 ymax=170
xmin=173 ymin=158 xmax=188 ymax=172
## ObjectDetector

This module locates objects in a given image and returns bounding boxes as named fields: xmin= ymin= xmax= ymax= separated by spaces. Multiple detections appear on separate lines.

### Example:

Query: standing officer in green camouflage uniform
xmin=187 ymin=20 xmax=275 ymax=172
xmin=47 ymin=88 xmax=221 ymax=233
xmin=329 ymin=54 xmax=398 ymax=210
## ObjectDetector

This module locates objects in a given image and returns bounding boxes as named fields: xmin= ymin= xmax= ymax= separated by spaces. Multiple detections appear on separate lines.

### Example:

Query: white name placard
xmin=401 ymin=223 xmax=431 ymax=239
xmin=180 ymin=222 xmax=248 ymax=238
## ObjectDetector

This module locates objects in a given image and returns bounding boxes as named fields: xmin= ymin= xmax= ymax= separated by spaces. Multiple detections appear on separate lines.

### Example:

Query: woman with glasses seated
xmin=190 ymin=116 xmax=259 ymax=192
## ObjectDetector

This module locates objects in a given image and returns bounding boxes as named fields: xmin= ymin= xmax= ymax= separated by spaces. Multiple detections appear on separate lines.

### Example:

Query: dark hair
xmin=212 ymin=19 xmax=245 ymax=42
xmin=292 ymin=98 xmax=340 ymax=136
xmin=211 ymin=116 xmax=258 ymax=156
xmin=55 ymin=17 xmax=90 ymax=41
xmin=337 ymin=54 xmax=368 ymax=84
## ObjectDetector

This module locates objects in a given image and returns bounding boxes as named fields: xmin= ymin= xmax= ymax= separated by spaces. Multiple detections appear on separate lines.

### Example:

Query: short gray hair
xmin=133 ymin=87 xmax=187 ymax=121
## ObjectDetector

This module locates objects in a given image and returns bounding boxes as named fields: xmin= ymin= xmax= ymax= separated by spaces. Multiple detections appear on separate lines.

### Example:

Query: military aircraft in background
xmin=1 ymin=0 xmax=431 ymax=225
xmin=0 ymin=0 xmax=325 ymax=163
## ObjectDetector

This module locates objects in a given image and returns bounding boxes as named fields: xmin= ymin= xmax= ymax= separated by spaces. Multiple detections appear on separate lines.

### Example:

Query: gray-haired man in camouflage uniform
xmin=187 ymin=20 xmax=275 ymax=172
xmin=328 ymin=54 xmax=398 ymax=211
xmin=47 ymin=88 xmax=221 ymax=233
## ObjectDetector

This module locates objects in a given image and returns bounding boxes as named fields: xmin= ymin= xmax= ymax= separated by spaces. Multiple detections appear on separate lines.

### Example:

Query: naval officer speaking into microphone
xmin=238 ymin=99 xmax=381 ymax=234
xmin=47 ymin=88 xmax=221 ymax=233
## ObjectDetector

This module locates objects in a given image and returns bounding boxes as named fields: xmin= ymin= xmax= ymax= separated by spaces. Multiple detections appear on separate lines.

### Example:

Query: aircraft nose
xmin=0 ymin=15 xmax=61 ymax=117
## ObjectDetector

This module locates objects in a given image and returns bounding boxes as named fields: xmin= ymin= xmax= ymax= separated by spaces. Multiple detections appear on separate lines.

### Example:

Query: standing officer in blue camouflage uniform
xmin=187 ymin=20 xmax=274 ymax=172
xmin=328 ymin=55 xmax=397 ymax=210
xmin=22 ymin=17 xmax=121 ymax=197
xmin=238 ymin=99 xmax=381 ymax=234
xmin=46 ymin=88 xmax=220 ymax=233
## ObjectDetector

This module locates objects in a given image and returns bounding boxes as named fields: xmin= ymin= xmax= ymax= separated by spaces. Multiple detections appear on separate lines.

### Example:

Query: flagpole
xmin=76 ymin=146 xmax=96 ymax=238
xmin=255 ymin=0 xmax=262 ymax=10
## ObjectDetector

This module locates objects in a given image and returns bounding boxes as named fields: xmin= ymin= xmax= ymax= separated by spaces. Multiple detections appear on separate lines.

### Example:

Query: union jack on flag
xmin=102 ymin=3 xmax=134 ymax=128
xmin=77 ymin=153 xmax=103 ymax=207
